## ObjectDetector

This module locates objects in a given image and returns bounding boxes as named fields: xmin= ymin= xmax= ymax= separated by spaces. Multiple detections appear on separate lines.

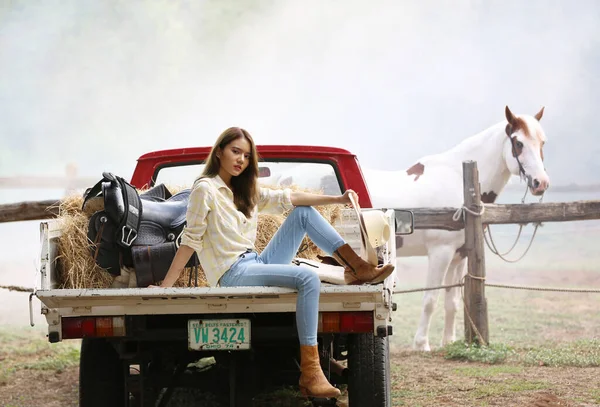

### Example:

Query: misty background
xmin=1 ymin=1 xmax=599 ymax=333
xmin=1 ymin=0 xmax=599 ymax=185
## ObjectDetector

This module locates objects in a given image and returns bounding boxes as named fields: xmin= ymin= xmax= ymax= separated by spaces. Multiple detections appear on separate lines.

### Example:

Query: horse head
xmin=503 ymin=106 xmax=549 ymax=196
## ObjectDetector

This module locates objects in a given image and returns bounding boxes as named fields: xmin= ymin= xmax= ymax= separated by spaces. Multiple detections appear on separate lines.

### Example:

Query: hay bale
xmin=55 ymin=185 xmax=344 ymax=289
xmin=55 ymin=196 xmax=114 ymax=289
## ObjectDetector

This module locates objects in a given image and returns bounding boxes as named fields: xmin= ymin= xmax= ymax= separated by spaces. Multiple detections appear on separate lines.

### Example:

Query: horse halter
xmin=506 ymin=132 xmax=536 ymax=190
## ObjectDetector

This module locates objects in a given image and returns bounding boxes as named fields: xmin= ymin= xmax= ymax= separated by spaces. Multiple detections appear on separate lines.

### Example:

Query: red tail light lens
xmin=61 ymin=316 xmax=126 ymax=339
xmin=318 ymin=312 xmax=374 ymax=333
xmin=341 ymin=312 xmax=373 ymax=332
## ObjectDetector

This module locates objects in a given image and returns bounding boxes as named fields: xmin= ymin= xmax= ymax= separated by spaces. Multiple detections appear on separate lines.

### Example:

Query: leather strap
xmin=82 ymin=172 xmax=143 ymax=248
xmin=117 ymin=175 xmax=142 ymax=247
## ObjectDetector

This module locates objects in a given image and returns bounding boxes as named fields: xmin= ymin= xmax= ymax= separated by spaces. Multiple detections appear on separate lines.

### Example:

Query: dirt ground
xmin=1 ymin=367 xmax=79 ymax=407
xmin=1 ymin=352 xmax=598 ymax=407
xmin=391 ymin=352 xmax=599 ymax=407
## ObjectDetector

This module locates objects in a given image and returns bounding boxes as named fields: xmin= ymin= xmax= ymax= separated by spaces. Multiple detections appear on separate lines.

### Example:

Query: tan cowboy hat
xmin=348 ymin=194 xmax=388 ymax=266
xmin=361 ymin=210 xmax=391 ymax=248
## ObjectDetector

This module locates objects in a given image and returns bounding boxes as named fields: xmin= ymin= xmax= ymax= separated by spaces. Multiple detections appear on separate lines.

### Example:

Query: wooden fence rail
xmin=2 ymin=200 xmax=600 ymax=225
xmin=0 ymin=200 xmax=61 ymax=223
xmin=407 ymin=200 xmax=600 ymax=231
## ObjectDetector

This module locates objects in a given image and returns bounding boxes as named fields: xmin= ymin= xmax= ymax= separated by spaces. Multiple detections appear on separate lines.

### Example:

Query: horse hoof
xmin=413 ymin=339 xmax=431 ymax=352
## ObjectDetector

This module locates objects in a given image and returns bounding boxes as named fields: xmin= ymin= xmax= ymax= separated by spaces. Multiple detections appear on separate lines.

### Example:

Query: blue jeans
xmin=219 ymin=206 xmax=346 ymax=345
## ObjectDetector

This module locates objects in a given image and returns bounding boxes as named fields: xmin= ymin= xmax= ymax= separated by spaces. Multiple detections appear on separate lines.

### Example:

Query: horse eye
xmin=516 ymin=141 xmax=524 ymax=149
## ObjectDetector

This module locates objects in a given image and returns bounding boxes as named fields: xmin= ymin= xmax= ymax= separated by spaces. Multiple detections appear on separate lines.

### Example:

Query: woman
xmin=150 ymin=127 xmax=394 ymax=398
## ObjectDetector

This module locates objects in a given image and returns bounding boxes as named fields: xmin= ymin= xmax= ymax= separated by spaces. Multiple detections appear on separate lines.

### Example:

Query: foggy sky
xmin=1 ymin=0 xmax=599 ymax=186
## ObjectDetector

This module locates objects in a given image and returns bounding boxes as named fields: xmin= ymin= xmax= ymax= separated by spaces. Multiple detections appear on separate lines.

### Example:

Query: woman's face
xmin=218 ymin=137 xmax=252 ymax=178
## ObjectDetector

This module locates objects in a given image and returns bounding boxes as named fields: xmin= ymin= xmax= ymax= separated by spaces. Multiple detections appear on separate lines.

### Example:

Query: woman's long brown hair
xmin=201 ymin=127 xmax=259 ymax=217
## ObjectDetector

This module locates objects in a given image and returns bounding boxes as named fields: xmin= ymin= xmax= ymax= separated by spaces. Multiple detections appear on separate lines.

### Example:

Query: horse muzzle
xmin=529 ymin=177 xmax=549 ymax=196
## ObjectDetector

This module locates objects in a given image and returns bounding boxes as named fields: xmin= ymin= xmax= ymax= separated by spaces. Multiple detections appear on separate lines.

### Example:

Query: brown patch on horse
xmin=505 ymin=118 xmax=527 ymax=158
xmin=406 ymin=162 xmax=424 ymax=181
xmin=505 ymin=105 xmax=538 ymax=160
xmin=505 ymin=119 xmax=530 ymax=138
xmin=481 ymin=191 xmax=497 ymax=204
xmin=540 ymin=146 xmax=544 ymax=161
xmin=506 ymin=105 xmax=545 ymax=137
xmin=510 ymin=137 xmax=523 ymax=157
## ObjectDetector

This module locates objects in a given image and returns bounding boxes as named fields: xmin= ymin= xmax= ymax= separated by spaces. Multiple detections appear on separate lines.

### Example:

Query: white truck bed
xmin=35 ymin=209 xmax=397 ymax=335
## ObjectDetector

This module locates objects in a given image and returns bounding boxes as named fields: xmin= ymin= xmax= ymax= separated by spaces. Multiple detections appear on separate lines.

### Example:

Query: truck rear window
xmin=154 ymin=162 xmax=342 ymax=195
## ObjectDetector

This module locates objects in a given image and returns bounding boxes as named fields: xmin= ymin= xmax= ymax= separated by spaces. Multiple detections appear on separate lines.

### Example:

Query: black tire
xmin=80 ymin=338 xmax=125 ymax=407
xmin=373 ymin=336 xmax=391 ymax=407
xmin=347 ymin=334 xmax=391 ymax=407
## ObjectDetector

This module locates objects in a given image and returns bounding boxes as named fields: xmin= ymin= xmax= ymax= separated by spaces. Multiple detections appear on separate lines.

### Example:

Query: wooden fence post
xmin=462 ymin=161 xmax=489 ymax=345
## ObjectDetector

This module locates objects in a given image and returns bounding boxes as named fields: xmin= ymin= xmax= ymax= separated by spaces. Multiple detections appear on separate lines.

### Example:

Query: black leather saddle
xmin=84 ymin=173 xmax=199 ymax=287
xmin=135 ymin=189 xmax=190 ymax=246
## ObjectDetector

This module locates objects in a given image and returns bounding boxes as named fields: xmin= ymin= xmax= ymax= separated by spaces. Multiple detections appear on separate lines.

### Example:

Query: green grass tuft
xmin=20 ymin=346 xmax=80 ymax=372
xmin=471 ymin=379 xmax=549 ymax=398
xmin=453 ymin=365 xmax=523 ymax=377
xmin=440 ymin=341 xmax=514 ymax=364
xmin=521 ymin=338 xmax=600 ymax=367
xmin=589 ymin=388 xmax=600 ymax=404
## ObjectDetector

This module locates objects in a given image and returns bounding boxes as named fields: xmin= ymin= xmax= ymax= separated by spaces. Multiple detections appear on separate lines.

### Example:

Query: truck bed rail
xmin=36 ymin=285 xmax=386 ymax=315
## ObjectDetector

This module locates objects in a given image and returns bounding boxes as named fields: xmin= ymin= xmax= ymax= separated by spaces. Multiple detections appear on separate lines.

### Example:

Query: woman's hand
xmin=147 ymin=285 xmax=162 ymax=288
xmin=341 ymin=189 xmax=359 ymax=207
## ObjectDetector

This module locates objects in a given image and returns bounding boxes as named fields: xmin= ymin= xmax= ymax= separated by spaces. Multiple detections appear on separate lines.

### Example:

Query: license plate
xmin=188 ymin=319 xmax=251 ymax=351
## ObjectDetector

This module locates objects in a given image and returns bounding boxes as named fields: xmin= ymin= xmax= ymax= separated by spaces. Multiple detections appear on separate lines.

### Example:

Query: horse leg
xmin=413 ymin=246 xmax=455 ymax=351
xmin=442 ymin=256 xmax=467 ymax=346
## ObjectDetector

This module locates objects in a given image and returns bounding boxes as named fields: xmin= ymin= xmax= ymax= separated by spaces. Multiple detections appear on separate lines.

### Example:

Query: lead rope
xmin=484 ymin=183 xmax=544 ymax=263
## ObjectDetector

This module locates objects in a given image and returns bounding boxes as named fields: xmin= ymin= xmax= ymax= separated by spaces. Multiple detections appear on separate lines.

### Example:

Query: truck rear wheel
xmin=347 ymin=333 xmax=391 ymax=407
xmin=80 ymin=338 xmax=125 ymax=407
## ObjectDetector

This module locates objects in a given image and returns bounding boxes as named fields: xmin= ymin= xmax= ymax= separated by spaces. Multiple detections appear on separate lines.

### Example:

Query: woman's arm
xmin=148 ymin=180 xmax=213 ymax=288
xmin=290 ymin=189 xmax=358 ymax=207
xmin=149 ymin=245 xmax=195 ymax=288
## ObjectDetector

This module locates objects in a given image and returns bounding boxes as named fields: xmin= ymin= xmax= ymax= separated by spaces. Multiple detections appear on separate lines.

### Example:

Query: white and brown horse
xmin=364 ymin=106 xmax=549 ymax=351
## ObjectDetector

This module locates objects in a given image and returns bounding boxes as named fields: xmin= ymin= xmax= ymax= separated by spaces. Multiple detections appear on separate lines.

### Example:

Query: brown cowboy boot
xmin=332 ymin=243 xmax=395 ymax=284
xmin=299 ymin=345 xmax=341 ymax=398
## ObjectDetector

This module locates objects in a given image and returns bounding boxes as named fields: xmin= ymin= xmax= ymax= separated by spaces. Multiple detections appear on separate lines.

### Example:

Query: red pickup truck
xmin=35 ymin=145 xmax=413 ymax=407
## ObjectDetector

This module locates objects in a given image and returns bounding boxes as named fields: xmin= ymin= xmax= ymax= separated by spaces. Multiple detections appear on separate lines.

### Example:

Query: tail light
xmin=61 ymin=316 xmax=126 ymax=339
xmin=318 ymin=311 xmax=374 ymax=333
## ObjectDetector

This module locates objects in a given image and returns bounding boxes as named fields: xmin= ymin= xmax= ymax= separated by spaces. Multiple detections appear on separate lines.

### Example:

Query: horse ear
xmin=505 ymin=106 xmax=516 ymax=124
xmin=534 ymin=106 xmax=545 ymax=121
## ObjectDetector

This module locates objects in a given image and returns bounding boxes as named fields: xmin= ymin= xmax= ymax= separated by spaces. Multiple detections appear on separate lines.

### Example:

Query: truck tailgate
xmin=36 ymin=285 xmax=386 ymax=316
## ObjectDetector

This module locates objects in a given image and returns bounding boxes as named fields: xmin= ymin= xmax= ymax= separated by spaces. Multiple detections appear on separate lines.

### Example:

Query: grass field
xmin=387 ymin=262 xmax=600 ymax=407
xmin=1 ymin=280 xmax=598 ymax=407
